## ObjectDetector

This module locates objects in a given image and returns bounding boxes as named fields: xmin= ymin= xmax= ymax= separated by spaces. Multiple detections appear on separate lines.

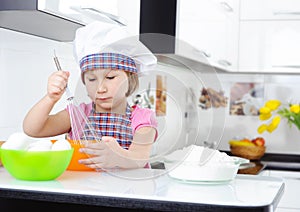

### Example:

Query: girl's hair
xmin=126 ymin=72 xmax=139 ymax=97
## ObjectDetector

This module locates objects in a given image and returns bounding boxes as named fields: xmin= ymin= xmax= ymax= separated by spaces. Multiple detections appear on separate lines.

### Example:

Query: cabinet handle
xmin=220 ymin=2 xmax=233 ymax=12
xmin=273 ymin=11 xmax=300 ymax=16
xmin=272 ymin=65 xmax=300 ymax=68
xmin=218 ymin=59 xmax=232 ymax=67
xmin=194 ymin=49 xmax=211 ymax=58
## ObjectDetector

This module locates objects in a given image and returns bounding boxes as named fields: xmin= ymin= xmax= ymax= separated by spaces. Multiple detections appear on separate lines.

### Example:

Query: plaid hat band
xmin=79 ymin=53 xmax=137 ymax=74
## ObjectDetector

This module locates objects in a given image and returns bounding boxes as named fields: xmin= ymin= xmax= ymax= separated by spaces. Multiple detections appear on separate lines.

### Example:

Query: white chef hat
xmin=73 ymin=21 xmax=157 ymax=77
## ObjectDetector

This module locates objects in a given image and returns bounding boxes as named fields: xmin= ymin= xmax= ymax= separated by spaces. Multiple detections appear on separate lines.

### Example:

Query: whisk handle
xmin=54 ymin=56 xmax=62 ymax=71
xmin=53 ymin=52 xmax=74 ymax=100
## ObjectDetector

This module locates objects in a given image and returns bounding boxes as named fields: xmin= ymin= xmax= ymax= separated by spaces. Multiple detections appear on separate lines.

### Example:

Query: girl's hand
xmin=47 ymin=71 xmax=70 ymax=102
xmin=78 ymin=136 xmax=125 ymax=170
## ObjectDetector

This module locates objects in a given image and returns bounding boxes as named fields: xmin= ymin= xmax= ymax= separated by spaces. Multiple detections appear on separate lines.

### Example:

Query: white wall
xmin=0 ymin=28 xmax=79 ymax=140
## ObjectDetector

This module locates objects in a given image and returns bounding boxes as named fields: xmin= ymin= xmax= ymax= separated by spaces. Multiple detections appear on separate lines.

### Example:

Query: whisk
xmin=53 ymin=51 xmax=102 ymax=143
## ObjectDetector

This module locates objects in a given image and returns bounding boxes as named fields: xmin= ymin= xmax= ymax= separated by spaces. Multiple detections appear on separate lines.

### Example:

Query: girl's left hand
xmin=78 ymin=136 xmax=125 ymax=170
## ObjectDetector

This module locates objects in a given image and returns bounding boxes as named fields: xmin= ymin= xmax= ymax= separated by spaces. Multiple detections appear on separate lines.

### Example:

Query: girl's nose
xmin=97 ymin=82 xmax=107 ymax=93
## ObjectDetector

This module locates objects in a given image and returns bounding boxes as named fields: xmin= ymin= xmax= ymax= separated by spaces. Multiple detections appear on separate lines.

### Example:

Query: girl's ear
xmin=81 ymin=73 xmax=86 ymax=84
xmin=125 ymin=89 xmax=130 ymax=97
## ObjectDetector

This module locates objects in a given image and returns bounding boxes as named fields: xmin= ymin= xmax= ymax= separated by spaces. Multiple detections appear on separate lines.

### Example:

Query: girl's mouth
xmin=96 ymin=97 xmax=111 ymax=101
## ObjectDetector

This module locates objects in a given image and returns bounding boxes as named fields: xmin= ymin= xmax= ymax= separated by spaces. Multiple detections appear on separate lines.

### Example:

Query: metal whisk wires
xmin=53 ymin=51 xmax=101 ymax=143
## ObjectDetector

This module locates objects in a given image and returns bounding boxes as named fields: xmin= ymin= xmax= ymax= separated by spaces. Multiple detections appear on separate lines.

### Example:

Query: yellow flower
xmin=259 ymin=112 xmax=272 ymax=121
xmin=290 ymin=104 xmax=300 ymax=114
xmin=257 ymin=124 xmax=268 ymax=134
xmin=265 ymin=116 xmax=280 ymax=133
xmin=272 ymin=115 xmax=281 ymax=126
xmin=266 ymin=124 xmax=276 ymax=133
xmin=259 ymin=106 xmax=271 ymax=114
xmin=258 ymin=99 xmax=300 ymax=134
xmin=265 ymin=100 xmax=281 ymax=111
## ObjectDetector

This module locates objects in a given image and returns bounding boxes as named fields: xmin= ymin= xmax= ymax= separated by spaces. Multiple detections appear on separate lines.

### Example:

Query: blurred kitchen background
xmin=1 ymin=0 xmax=300 ymax=158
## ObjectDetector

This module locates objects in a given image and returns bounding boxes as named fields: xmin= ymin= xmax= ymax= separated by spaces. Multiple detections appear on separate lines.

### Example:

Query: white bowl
xmin=163 ymin=145 xmax=249 ymax=183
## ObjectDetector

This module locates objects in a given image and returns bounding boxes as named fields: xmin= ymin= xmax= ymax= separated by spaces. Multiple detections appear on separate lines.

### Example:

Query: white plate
xmin=166 ymin=163 xmax=240 ymax=183
xmin=168 ymin=175 xmax=232 ymax=185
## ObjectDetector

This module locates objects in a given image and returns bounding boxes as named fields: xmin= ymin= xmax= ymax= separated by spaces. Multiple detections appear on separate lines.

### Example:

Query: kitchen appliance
xmin=0 ymin=0 xmax=83 ymax=41
xmin=0 ymin=0 xmax=125 ymax=41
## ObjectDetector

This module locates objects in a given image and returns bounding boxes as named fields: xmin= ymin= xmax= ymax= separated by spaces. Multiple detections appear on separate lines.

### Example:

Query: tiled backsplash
xmin=1 ymin=28 xmax=300 ymax=156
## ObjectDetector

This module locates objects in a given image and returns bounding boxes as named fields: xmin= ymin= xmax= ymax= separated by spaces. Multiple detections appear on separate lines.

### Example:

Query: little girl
xmin=23 ymin=22 xmax=158 ymax=170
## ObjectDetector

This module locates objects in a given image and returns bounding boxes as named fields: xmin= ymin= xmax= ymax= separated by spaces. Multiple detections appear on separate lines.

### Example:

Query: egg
xmin=51 ymin=139 xmax=71 ymax=151
xmin=27 ymin=140 xmax=53 ymax=151
xmin=1 ymin=132 xmax=35 ymax=150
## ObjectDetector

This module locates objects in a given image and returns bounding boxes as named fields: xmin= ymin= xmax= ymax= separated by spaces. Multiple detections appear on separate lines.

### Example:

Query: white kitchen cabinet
xmin=239 ymin=21 xmax=300 ymax=73
xmin=176 ymin=0 xmax=240 ymax=71
xmin=239 ymin=0 xmax=300 ymax=73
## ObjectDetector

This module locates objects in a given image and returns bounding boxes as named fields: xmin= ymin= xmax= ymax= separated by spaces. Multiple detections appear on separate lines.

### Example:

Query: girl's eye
xmin=87 ymin=78 xmax=96 ymax=82
xmin=106 ymin=76 xmax=115 ymax=80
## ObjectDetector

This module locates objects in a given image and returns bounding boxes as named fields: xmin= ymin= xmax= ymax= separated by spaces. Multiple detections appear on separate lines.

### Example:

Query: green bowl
xmin=0 ymin=148 xmax=74 ymax=181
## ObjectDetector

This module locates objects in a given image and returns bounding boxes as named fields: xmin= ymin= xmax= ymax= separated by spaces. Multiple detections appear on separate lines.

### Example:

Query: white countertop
xmin=0 ymin=167 xmax=284 ymax=211
xmin=259 ymin=169 xmax=300 ymax=211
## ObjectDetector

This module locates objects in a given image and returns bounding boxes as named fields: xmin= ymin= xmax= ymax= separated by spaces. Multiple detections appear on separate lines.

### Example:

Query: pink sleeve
xmin=131 ymin=106 xmax=158 ymax=141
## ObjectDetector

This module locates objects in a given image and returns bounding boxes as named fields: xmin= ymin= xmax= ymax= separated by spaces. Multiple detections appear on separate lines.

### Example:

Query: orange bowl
xmin=67 ymin=140 xmax=95 ymax=171
xmin=0 ymin=141 xmax=4 ymax=166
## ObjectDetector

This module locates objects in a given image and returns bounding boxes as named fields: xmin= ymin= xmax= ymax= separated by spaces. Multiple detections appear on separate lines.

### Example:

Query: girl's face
xmin=84 ymin=69 xmax=129 ymax=113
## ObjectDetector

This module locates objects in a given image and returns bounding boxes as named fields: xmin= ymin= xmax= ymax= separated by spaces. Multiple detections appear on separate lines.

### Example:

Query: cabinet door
xmin=176 ymin=0 xmax=239 ymax=71
xmin=239 ymin=21 xmax=300 ymax=72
